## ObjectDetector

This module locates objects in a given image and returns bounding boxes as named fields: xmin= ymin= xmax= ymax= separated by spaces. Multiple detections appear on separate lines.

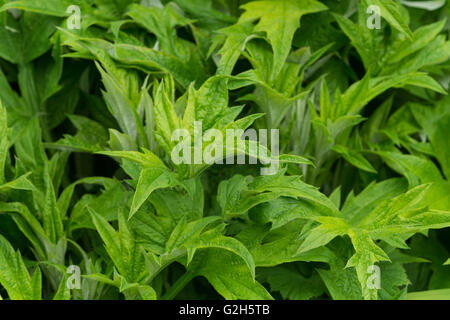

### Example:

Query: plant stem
xmin=161 ymin=271 xmax=195 ymax=300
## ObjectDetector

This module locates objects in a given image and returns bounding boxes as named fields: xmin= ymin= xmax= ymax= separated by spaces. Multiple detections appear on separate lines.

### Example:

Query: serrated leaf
xmin=0 ymin=235 xmax=42 ymax=300
xmin=0 ymin=12 xmax=57 ymax=64
xmin=240 ymin=0 xmax=327 ymax=81
xmin=188 ymin=248 xmax=272 ymax=300
xmin=130 ymin=167 xmax=178 ymax=220
xmin=365 ymin=0 xmax=413 ymax=38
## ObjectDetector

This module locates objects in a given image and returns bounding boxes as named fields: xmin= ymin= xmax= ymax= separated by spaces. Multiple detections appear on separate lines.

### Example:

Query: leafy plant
xmin=0 ymin=0 xmax=449 ymax=301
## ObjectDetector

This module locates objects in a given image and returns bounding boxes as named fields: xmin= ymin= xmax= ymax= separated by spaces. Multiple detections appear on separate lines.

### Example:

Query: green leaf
xmin=165 ymin=216 xmax=220 ymax=253
xmin=0 ymin=0 xmax=81 ymax=17
xmin=411 ymin=97 xmax=450 ymax=180
xmin=49 ymin=115 xmax=109 ymax=152
xmin=130 ymin=167 xmax=178 ymax=220
xmin=341 ymin=178 xmax=407 ymax=224
xmin=127 ymin=3 xmax=191 ymax=58
xmin=42 ymin=170 xmax=64 ymax=244
xmin=136 ymin=285 xmax=157 ymax=300
xmin=299 ymin=181 xmax=450 ymax=299
xmin=89 ymin=209 xmax=147 ymax=284
xmin=298 ymin=217 xmax=349 ymax=253
xmin=183 ymin=76 xmax=229 ymax=131
xmin=0 ymin=173 xmax=35 ymax=192
xmin=0 ymin=12 xmax=57 ymax=64
xmin=97 ymin=150 xmax=167 ymax=169
xmin=0 ymin=101 xmax=8 ymax=184
xmin=0 ymin=234 xmax=42 ymax=300
xmin=333 ymin=145 xmax=377 ymax=173
xmin=188 ymin=248 xmax=272 ymax=300
xmin=375 ymin=151 xmax=443 ymax=187
xmin=345 ymin=230 xmax=391 ymax=300
xmin=400 ymin=0 xmax=446 ymax=11
xmin=364 ymin=0 xmax=413 ymax=38
xmin=152 ymin=77 xmax=181 ymax=150
xmin=53 ymin=272 xmax=71 ymax=300
xmin=69 ymin=179 xmax=133 ymax=231
xmin=239 ymin=0 xmax=327 ymax=80
xmin=109 ymin=43 xmax=207 ymax=89
xmin=215 ymin=22 xmax=254 ymax=75
xmin=217 ymin=172 xmax=339 ymax=219
xmin=317 ymin=249 xmax=363 ymax=300
xmin=0 ymin=202 xmax=47 ymax=258
xmin=333 ymin=13 xmax=375 ymax=70
xmin=185 ymin=228 xmax=256 ymax=279
xmin=237 ymin=219 xmax=334 ymax=267
xmin=407 ymin=288 xmax=450 ymax=300
xmin=388 ymin=19 xmax=446 ymax=63
xmin=97 ymin=62 xmax=141 ymax=142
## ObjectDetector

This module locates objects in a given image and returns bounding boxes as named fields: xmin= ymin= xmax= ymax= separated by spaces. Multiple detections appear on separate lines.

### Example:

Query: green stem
xmin=161 ymin=271 xmax=195 ymax=300
xmin=144 ymin=250 xmax=186 ymax=285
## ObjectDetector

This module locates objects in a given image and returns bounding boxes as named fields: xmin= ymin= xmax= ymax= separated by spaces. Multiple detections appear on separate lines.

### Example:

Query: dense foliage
xmin=0 ymin=0 xmax=449 ymax=300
